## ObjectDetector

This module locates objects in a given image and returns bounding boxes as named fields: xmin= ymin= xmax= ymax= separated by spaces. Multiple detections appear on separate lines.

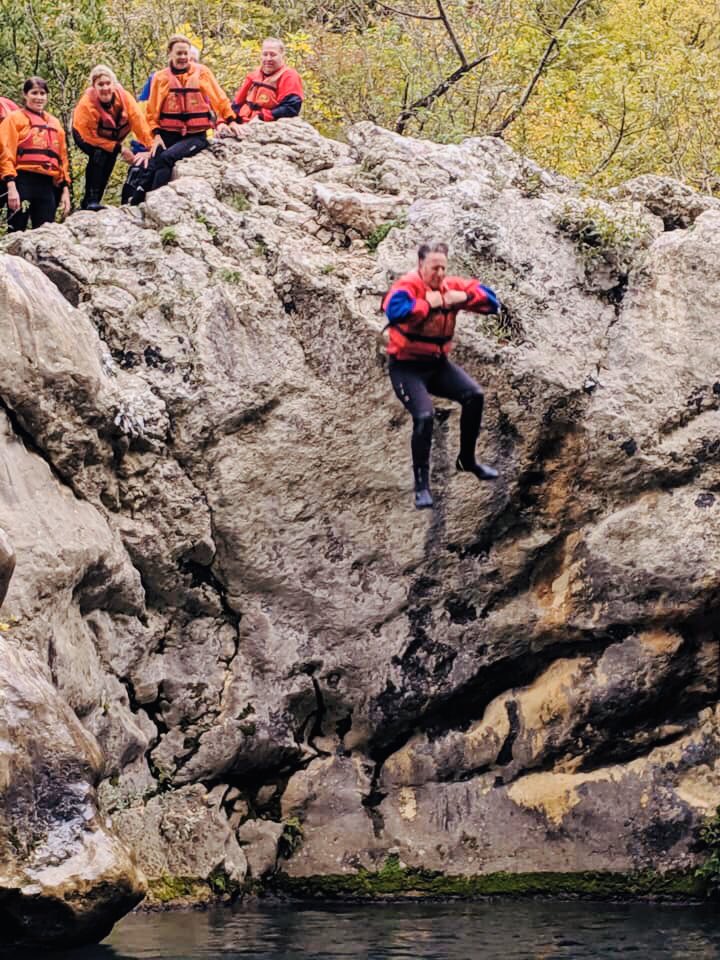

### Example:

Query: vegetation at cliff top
xmin=0 ymin=0 xmax=718 ymax=194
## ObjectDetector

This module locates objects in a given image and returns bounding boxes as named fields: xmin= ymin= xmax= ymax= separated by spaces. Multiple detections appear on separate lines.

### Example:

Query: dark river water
xmin=45 ymin=901 xmax=720 ymax=959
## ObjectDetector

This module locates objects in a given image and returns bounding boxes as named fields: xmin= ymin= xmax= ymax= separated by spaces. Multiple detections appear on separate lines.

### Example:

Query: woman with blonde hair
xmin=72 ymin=64 xmax=152 ymax=210
xmin=0 ymin=76 xmax=70 ymax=231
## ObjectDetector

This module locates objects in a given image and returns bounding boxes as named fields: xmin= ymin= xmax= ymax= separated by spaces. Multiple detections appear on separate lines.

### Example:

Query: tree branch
xmin=435 ymin=0 xmax=467 ymax=66
xmin=590 ymin=89 xmax=627 ymax=177
xmin=491 ymin=0 xmax=591 ymax=137
xmin=396 ymin=50 xmax=496 ymax=133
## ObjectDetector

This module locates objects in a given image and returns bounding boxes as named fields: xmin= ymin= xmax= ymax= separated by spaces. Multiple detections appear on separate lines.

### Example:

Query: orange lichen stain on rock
xmin=516 ymin=657 xmax=590 ymax=754
xmin=676 ymin=761 xmax=720 ymax=811
xmin=507 ymin=768 xmax=622 ymax=826
xmin=398 ymin=787 xmax=417 ymax=821
xmin=539 ymin=429 xmax=587 ymax=526
xmin=637 ymin=628 xmax=683 ymax=657
xmin=463 ymin=698 xmax=510 ymax=766
xmin=533 ymin=531 xmax=584 ymax=629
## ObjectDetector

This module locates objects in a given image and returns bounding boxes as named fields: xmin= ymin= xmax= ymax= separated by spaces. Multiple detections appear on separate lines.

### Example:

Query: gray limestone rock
xmin=0 ymin=638 xmax=145 ymax=949
xmin=0 ymin=117 xmax=718 ymax=902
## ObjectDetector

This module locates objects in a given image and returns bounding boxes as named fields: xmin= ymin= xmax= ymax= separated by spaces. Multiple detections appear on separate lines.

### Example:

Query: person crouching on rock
xmin=0 ymin=77 xmax=70 ymax=232
xmin=382 ymin=241 xmax=501 ymax=510
xmin=135 ymin=34 xmax=242 ymax=203
xmin=231 ymin=38 xmax=303 ymax=127
xmin=72 ymin=65 xmax=153 ymax=210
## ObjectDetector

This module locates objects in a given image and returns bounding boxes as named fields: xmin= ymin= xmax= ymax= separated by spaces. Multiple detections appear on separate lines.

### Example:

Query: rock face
xmin=0 ymin=118 xmax=718 ymax=911
xmin=0 ymin=533 xmax=145 ymax=949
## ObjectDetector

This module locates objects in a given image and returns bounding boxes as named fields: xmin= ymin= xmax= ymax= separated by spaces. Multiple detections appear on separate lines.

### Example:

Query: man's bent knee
xmin=412 ymin=413 xmax=434 ymax=440
xmin=460 ymin=389 xmax=484 ymax=410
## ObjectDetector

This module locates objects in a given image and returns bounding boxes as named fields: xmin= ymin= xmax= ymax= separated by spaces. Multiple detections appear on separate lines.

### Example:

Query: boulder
xmin=0 ymin=639 xmax=145 ymax=949
xmin=1 ymin=117 xmax=718 ymax=898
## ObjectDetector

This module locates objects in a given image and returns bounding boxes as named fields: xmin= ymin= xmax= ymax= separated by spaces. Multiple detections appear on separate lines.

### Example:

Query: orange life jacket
xmin=236 ymin=68 xmax=287 ymax=122
xmin=17 ymin=109 xmax=62 ymax=177
xmin=158 ymin=66 xmax=213 ymax=135
xmin=87 ymin=87 xmax=131 ymax=142
xmin=0 ymin=96 xmax=18 ymax=122
xmin=382 ymin=273 xmax=464 ymax=361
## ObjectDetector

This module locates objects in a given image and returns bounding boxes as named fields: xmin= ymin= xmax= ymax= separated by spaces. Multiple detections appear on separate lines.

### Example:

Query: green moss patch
xmin=270 ymin=860 xmax=704 ymax=900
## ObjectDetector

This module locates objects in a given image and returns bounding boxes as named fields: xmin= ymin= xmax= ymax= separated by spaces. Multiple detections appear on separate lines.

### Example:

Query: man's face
xmin=24 ymin=85 xmax=48 ymax=113
xmin=261 ymin=42 xmax=285 ymax=75
xmin=419 ymin=252 xmax=447 ymax=290
xmin=93 ymin=75 xmax=114 ymax=103
xmin=170 ymin=43 xmax=191 ymax=70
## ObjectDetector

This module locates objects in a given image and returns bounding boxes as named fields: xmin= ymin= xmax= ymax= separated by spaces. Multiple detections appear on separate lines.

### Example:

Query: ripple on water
xmin=11 ymin=900 xmax=720 ymax=960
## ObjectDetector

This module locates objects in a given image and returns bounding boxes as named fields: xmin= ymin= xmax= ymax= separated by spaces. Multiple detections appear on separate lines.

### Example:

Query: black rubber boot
xmin=457 ymin=392 xmax=498 ymax=481
xmin=456 ymin=456 xmax=498 ymax=481
xmin=411 ymin=414 xmax=434 ymax=509
xmin=413 ymin=465 xmax=433 ymax=509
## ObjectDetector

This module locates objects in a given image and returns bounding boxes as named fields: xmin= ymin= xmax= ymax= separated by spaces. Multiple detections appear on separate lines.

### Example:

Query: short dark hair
xmin=418 ymin=242 xmax=449 ymax=261
xmin=23 ymin=76 xmax=48 ymax=94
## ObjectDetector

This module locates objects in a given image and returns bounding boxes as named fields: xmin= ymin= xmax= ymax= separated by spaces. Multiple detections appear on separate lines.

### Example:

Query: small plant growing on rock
xmin=366 ymin=216 xmax=407 ymax=253
xmin=217 ymin=268 xmax=243 ymax=285
xmin=196 ymin=213 xmax=218 ymax=239
xmin=278 ymin=816 xmax=304 ymax=859
xmin=160 ymin=226 xmax=178 ymax=247
xmin=226 ymin=192 xmax=250 ymax=212
xmin=695 ymin=805 xmax=720 ymax=895
xmin=554 ymin=199 xmax=654 ymax=276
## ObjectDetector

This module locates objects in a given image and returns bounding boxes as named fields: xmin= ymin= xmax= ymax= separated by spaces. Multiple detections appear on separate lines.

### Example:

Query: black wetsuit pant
xmin=388 ymin=356 xmax=485 ymax=472
xmin=73 ymin=132 xmax=118 ymax=208
xmin=6 ymin=171 xmax=58 ymax=232
xmin=142 ymin=131 xmax=209 ymax=195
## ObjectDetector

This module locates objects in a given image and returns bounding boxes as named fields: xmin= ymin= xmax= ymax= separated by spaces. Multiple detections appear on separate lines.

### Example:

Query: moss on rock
xmin=269 ymin=859 xmax=705 ymax=900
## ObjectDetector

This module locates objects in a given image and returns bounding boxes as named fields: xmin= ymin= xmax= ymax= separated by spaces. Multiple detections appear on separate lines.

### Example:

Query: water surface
xmin=47 ymin=901 xmax=720 ymax=959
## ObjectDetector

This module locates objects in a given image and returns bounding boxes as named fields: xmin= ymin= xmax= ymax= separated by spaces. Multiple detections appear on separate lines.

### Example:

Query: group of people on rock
xmin=0 ymin=34 xmax=303 ymax=231
xmin=0 ymin=34 xmax=498 ymax=511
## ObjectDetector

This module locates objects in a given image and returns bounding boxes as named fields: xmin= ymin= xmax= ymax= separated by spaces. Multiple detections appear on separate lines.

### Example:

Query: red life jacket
xmin=87 ymin=87 xmax=131 ymax=142
xmin=0 ymin=96 xmax=18 ymax=122
xmin=158 ymin=66 xmax=213 ymax=134
xmin=17 ymin=109 xmax=62 ymax=177
xmin=237 ymin=67 xmax=287 ymax=122
xmin=382 ymin=272 xmax=462 ymax=361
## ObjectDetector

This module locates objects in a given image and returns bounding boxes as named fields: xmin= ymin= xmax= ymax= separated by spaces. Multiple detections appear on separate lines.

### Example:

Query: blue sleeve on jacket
xmin=477 ymin=283 xmax=500 ymax=313
xmin=385 ymin=289 xmax=416 ymax=323
xmin=137 ymin=73 xmax=154 ymax=103
xmin=271 ymin=94 xmax=303 ymax=120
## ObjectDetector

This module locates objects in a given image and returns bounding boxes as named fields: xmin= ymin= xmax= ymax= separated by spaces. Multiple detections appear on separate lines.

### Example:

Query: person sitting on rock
xmin=72 ymin=65 xmax=153 ymax=211
xmin=133 ymin=34 xmax=242 ymax=203
xmin=231 ymin=38 xmax=303 ymax=125
xmin=382 ymin=241 xmax=501 ymax=510
xmin=0 ymin=76 xmax=70 ymax=232
xmin=0 ymin=96 xmax=18 ymax=124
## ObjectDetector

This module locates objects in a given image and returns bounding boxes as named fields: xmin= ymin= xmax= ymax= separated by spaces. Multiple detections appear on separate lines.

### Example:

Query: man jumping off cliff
xmin=382 ymin=242 xmax=500 ymax=510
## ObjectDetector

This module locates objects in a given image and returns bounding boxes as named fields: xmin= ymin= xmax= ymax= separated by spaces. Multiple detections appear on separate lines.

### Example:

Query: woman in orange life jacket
xmin=72 ymin=64 xmax=152 ymax=211
xmin=231 ymin=38 xmax=303 ymax=127
xmin=0 ymin=77 xmax=71 ymax=232
xmin=382 ymin=242 xmax=501 ymax=510
xmin=136 ymin=34 xmax=242 ymax=202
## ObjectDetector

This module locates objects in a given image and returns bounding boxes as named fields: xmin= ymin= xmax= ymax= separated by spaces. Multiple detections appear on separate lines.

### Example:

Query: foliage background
xmin=0 ymin=0 xmax=718 ymax=200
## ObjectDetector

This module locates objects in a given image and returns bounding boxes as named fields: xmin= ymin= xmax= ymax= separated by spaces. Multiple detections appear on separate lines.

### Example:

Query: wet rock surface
xmin=0 ymin=118 xmax=718 ymax=915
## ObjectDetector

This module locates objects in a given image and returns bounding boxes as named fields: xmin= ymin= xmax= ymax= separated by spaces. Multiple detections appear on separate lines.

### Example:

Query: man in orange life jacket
xmin=231 ymin=38 xmax=303 ymax=126
xmin=137 ymin=34 xmax=242 ymax=201
xmin=382 ymin=242 xmax=500 ymax=510
xmin=72 ymin=64 xmax=152 ymax=210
